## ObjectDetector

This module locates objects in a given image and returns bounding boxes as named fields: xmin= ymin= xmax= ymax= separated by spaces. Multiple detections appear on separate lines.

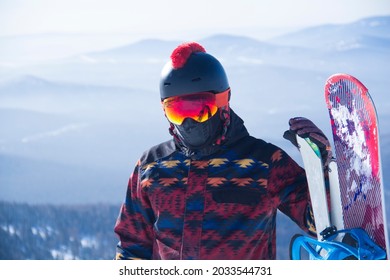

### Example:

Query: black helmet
xmin=159 ymin=42 xmax=229 ymax=100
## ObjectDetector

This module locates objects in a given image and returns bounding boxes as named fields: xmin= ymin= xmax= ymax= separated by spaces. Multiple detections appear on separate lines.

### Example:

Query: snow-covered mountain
xmin=0 ymin=201 xmax=118 ymax=260
xmin=1 ymin=15 xmax=389 ymax=261
xmin=271 ymin=16 xmax=390 ymax=50
xmin=1 ymin=16 xmax=389 ymax=205
xmin=0 ymin=201 xmax=311 ymax=260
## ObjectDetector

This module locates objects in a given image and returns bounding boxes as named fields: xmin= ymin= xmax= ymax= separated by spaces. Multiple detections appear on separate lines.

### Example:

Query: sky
xmin=0 ymin=0 xmax=389 ymax=64
xmin=1 ymin=0 xmax=390 ymax=39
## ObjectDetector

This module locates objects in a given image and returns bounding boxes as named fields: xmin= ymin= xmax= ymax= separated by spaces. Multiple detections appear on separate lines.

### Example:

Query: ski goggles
xmin=162 ymin=89 xmax=230 ymax=125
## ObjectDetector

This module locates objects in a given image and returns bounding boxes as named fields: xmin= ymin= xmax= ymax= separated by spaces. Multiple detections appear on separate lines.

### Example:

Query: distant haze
xmin=0 ymin=16 xmax=389 ymax=206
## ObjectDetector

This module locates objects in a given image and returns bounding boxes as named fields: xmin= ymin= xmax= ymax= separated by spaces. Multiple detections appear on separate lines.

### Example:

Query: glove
xmin=283 ymin=117 xmax=332 ymax=168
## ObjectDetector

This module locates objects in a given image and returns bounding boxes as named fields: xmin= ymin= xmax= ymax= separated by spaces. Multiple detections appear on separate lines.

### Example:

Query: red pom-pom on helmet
xmin=170 ymin=42 xmax=206 ymax=69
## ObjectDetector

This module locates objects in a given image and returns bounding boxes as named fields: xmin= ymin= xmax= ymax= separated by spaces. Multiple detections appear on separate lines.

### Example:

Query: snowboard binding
xmin=290 ymin=227 xmax=387 ymax=260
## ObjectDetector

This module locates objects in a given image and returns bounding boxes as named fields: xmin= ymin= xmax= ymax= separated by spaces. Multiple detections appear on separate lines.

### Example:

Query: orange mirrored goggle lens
xmin=162 ymin=89 xmax=229 ymax=125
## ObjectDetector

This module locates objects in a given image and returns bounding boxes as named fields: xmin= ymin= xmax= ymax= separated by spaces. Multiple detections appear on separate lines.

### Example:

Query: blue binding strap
xmin=290 ymin=228 xmax=387 ymax=260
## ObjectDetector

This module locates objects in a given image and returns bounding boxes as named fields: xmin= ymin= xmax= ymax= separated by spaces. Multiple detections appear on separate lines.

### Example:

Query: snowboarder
xmin=114 ymin=42 xmax=331 ymax=260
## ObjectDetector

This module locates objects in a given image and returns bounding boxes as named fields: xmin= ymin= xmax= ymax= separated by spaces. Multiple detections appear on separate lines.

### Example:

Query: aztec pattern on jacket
xmin=114 ymin=112 xmax=316 ymax=259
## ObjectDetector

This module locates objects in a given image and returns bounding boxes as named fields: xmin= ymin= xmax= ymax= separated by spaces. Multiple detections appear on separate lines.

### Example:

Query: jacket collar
xmin=174 ymin=109 xmax=249 ymax=159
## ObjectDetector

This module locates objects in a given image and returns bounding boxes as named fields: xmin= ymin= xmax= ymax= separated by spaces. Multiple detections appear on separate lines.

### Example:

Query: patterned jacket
xmin=114 ymin=111 xmax=316 ymax=259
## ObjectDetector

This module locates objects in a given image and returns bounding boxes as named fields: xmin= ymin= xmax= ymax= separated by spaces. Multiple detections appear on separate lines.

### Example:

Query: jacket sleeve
xmin=114 ymin=160 xmax=155 ymax=260
xmin=268 ymin=148 xmax=317 ymax=236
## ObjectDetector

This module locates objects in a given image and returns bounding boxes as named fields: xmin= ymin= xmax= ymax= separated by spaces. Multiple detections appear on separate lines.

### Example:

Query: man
xmin=114 ymin=42 xmax=331 ymax=260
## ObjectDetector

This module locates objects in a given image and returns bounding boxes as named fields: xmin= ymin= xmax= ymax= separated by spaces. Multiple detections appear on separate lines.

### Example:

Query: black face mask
xmin=174 ymin=111 xmax=223 ymax=150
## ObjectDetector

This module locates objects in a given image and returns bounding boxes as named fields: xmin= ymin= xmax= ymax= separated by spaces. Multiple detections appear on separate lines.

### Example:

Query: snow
xmin=78 ymin=55 xmax=98 ymax=64
xmin=236 ymin=56 xmax=263 ymax=64
xmin=80 ymin=236 xmax=98 ymax=249
xmin=21 ymin=123 xmax=89 ymax=144
xmin=369 ymin=20 xmax=381 ymax=27
xmin=1 ymin=225 xmax=20 ymax=236
xmin=30 ymin=226 xmax=55 ymax=239
xmin=1 ymin=16 xmax=389 ymax=205
xmin=335 ymin=40 xmax=361 ymax=51
xmin=50 ymin=248 xmax=78 ymax=260
xmin=31 ymin=227 xmax=45 ymax=239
